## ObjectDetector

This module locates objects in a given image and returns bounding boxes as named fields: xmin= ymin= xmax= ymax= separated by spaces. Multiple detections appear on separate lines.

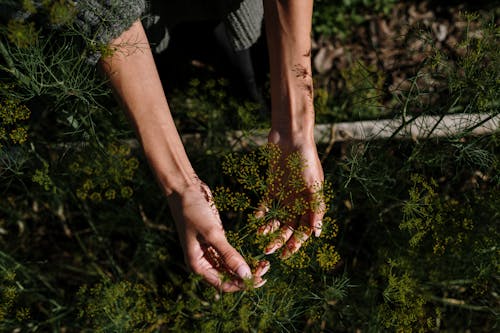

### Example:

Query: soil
xmin=153 ymin=1 xmax=498 ymax=104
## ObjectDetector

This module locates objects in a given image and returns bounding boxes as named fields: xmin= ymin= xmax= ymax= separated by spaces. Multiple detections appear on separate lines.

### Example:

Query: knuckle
xmin=189 ymin=262 xmax=203 ymax=275
xmin=204 ymin=226 xmax=225 ymax=242
xmin=218 ymin=246 xmax=238 ymax=262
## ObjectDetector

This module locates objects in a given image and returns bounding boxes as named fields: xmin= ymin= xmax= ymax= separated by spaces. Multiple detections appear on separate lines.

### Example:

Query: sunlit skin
xmin=262 ymin=0 xmax=325 ymax=259
xmin=99 ymin=0 xmax=324 ymax=292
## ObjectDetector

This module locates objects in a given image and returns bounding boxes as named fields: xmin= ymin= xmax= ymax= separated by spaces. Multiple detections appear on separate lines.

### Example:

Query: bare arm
xmin=259 ymin=0 xmax=325 ymax=258
xmin=99 ymin=20 xmax=195 ymax=194
xmin=265 ymin=0 xmax=315 ymax=142
xmin=99 ymin=20 xmax=267 ymax=291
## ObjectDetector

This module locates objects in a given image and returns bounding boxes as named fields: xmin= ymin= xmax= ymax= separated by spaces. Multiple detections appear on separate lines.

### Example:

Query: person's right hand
xmin=167 ymin=178 xmax=269 ymax=292
xmin=256 ymin=136 xmax=326 ymax=260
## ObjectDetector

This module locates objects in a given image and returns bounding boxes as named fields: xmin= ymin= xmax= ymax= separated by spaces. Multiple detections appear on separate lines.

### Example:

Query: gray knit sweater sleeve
xmin=225 ymin=0 xmax=263 ymax=51
xmin=74 ymin=0 xmax=146 ymax=64
xmin=145 ymin=0 xmax=263 ymax=54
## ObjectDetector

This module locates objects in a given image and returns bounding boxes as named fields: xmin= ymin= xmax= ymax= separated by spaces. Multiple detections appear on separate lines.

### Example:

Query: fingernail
xmin=280 ymin=247 xmax=291 ymax=260
xmin=257 ymin=225 xmax=265 ymax=235
xmin=236 ymin=265 xmax=252 ymax=279
xmin=260 ymin=224 xmax=270 ymax=235
xmin=315 ymin=220 xmax=322 ymax=237
xmin=259 ymin=261 xmax=271 ymax=276
xmin=254 ymin=279 xmax=267 ymax=288
xmin=264 ymin=246 xmax=276 ymax=255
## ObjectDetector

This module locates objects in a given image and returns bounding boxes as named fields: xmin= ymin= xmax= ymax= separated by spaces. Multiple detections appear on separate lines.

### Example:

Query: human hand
xmin=167 ymin=178 xmax=269 ymax=292
xmin=256 ymin=135 xmax=326 ymax=259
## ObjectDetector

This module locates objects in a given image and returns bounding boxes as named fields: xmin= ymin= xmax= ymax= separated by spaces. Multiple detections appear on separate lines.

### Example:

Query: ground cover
xmin=0 ymin=1 xmax=498 ymax=332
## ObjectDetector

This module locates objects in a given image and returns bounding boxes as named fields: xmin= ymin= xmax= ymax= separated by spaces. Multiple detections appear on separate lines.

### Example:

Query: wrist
xmin=158 ymin=170 xmax=199 ymax=197
xmin=141 ymin=134 xmax=198 ymax=196
xmin=269 ymin=62 xmax=315 ymax=140
xmin=268 ymin=128 xmax=315 ymax=151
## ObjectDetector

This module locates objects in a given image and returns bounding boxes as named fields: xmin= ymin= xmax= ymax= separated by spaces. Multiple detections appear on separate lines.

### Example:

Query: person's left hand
xmin=256 ymin=135 xmax=326 ymax=259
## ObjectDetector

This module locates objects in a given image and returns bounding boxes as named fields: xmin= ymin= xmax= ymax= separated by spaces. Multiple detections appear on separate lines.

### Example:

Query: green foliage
xmin=0 ymin=251 xmax=68 ymax=332
xmin=70 ymin=143 xmax=139 ymax=202
xmin=0 ymin=3 xmax=498 ymax=332
xmin=169 ymin=78 xmax=265 ymax=149
xmin=77 ymin=280 xmax=158 ymax=332
xmin=448 ymin=14 xmax=499 ymax=115
xmin=402 ymin=174 xmax=475 ymax=254
xmin=339 ymin=60 xmax=386 ymax=120
xmin=378 ymin=260 xmax=435 ymax=332
xmin=0 ymin=97 xmax=30 ymax=147
xmin=0 ymin=264 xmax=20 ymax=326
xmin=388 ymin=11 xmax=500 ymax=122
xmin=313 ymin=0 xmax=396 ymax=38
xmin=6 ymin=20 xmax=39 ymax=48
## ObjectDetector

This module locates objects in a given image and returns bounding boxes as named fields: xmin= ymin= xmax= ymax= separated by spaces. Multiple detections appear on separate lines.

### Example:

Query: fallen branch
xmin=223 ymin=113 xmax=500 ymax=148
xmin=44 ymin=113 xmax=500 ymax=152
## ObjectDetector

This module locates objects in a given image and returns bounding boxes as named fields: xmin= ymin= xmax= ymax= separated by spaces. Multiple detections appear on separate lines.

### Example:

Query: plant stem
xmin=428 ymin=295 xmax=492 ymax=312
xmin=0 ymin=39 xmax=30 ymax=87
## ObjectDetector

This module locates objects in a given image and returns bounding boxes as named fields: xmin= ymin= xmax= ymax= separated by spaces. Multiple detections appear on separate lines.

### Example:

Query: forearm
xmin=264 ymin=0 xmax=315 ymax=144
xmin=99 ymin=20 xmax=196 ymax=195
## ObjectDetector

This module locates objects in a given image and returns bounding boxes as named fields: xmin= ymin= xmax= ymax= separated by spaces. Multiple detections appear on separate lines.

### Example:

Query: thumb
xmin=211 ymin=236 xmax=251 ymax=280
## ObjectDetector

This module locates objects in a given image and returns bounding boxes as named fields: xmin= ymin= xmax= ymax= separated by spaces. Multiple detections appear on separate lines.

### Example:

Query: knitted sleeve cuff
xmin=74 ymin=0 xmax=146 ymax=64
xmin=225 ymin=0 xmax=263 ymax=51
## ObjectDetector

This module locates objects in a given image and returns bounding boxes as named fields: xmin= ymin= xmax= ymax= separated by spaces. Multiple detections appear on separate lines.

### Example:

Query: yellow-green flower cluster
xmin=21 ymin=0 xmax=37 ymax=14
xmin=218 ymin=143 xmax=339 ymax=265
xmin=6 ymin=20 xmax=38 ymax=48
xmin=402 ymin=174 xmax=476 ymax=255
xmin=318 ymin=216 xmax=338 ymax=240
xmin=222 ymin=149 xmax=267 ymax=195
xmin=0 ymin=269 xmax=28 ymax=325
xmin=0 ymin=268 xmax=28 ymax=323
xmin=213 ymin=186 xmax=250 ymax=212
xmin=71 ymin=143 xmax=139 ymax=202
xmin=0 ymin=98 xmax=31 ymax=147
xmin=77 ymin=280 xmax=157 ymax=332
xmin=5 ymin=1 xmax=77 ymax=48
xmin=378 ymin=261 xmax=435 ymax=332
xmin=47 ymin=0 xmax=77 ymax=26
xmin=32 ymin=161 xmax=54 ymax=191
xmin=282 ymin=251 xmax=311 ymax=270
xmin=316 ymin=244 xmax=341 ymax=271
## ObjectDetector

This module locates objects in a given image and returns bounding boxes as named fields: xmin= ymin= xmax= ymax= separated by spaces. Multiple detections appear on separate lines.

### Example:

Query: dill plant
xmin=77 ymin=280 xmax=159 ymax=333
xmin=310 ymin=12 xmax=499 ymax=331
xmin=0 ymin=2 xmax=498 ymax=332
xmin=168 ymin=77 xmax=266 ymax=154
xmin=213 ymin=143 xmax=339 ymax=270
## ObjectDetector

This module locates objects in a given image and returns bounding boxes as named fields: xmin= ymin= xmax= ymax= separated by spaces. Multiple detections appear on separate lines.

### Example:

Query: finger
xmin=194 ymin=249 xmax=245 ymax=292
xmin=220 ymin=280 xmax=245 ymax=292
xmin=186 ymin=242 xmax=226 ymax=289
xmin=211 ymin=236 xmax=252 ymax=281
xmin=190 ymin=257 xmax=226 ymax=290
xmin=222 ymin=261 xmax=270 ymax=291
xmin=308 ymin=189 xmax=327 ymax=237
xmin=253 ymin=260 xmax=270 ymax=277
xmin=310 ymin=210 xmax=326 ymax=238
xmin=254 ymin=204 xmax=268 ymax=219
xmin=253 ymin=278 xmax=267 ymax=288
xmin=264 ymin=223 xmax=294 ymax=255
xmin=189 ymin=243 xmax=244 ymax=292
xmin=257 ymin=219 xmax=280 ymax=235
xmin=280 ymin=220 xmax=312 ymax=260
